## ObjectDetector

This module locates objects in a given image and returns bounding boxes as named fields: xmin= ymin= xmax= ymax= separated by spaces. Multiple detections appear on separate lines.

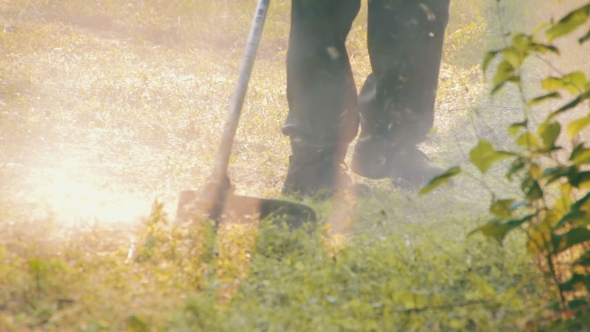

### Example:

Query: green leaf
xmin=578 ymin=189 xmax=590 ymax=203
xmin=516 ymin=132 xmax=541 ymax=148
xmin=548 ymin=94 xmax=587 ymax=119
xmin=528 ymin=92 xmax=561 ymax=107
xmin=493 ymin=76 xmax=520 ymax=95
xmin=468 ymin=219 xmax=512 ymax=243
xmin=559 ymin=274 xmax=590 ymax=292
xmin=502 ymin=47 xmax=522 ymax=68
xmin=566 ymin=115 xmax=590 ymax=140
xmin=541 ymin=72 xmax=587 ymax=94
xmin=573 ymin=171 xmax=590 ymax=188
xmin=541 ymin=210 xmax=562 ymax=229
xmin=532 ymin=21 xmax=552 ymax=36
xmin=556 ymin=191 xmax=590 ymax=227
xmin=482 ymin=50 xmax=499 ymax=72
xmin=506 ymin=158 xmax=526 ymax=180
xmin=565 ymin=71 xmax=588 ymax=93
xmin=527 ymin=225 xmax=551 ymax=254
xmin=556 ymin=210 xmax=589 ymax=229
xmin=508 ymin=121 xmax=527 ymax=137
xmin=419 ymin=166 xmax=461 ymax=194
xmin=569 ymin=191 xmax=590 ymax=211
xmin=552 ymin=227 xmax=590 ymax=254
xmin=521 ymin=175 xmax=535 ymax=191
xmin=556 ymin=187 xmax=575 ymax=215
xmin=468 ymin=216 xmax=531 ymax=244
xmin=490 ymin=199 xmax=516 ymax=219
xmin=546 ymin=4 xmax=590 ymax=42
xmin=542 ymin=77 xmax=565 ymax=92
xmin=543 ymin=166 xmax=577 ymax=185
xmin=580 ymin=27 xmax=590 ymax=44
xmin=529 ymin=43 xmax=559 ymax=55
xmin=511 ymin=33 xmax=530 ymax=54
xmin=570 ymin=144 xmax=590 ymax=165
xmin=492 ymin=60 xmax=517 ymax=94
xmin=538 ymin=121 xmax=561 ymax=150
xmin=569 ymin=299 xmax=589 ymax=310
xmin=574 ymin=252 xmax=590 ymax=267
xmin=526 ymin=181 xmax=543 ymax=202
xmin=469 ymin=140 xmax=515 ymax=173
xmin=511 ymin=214 xmax=535 ymax=228
xmin=549 ymin=91 xmax=590 ymax=118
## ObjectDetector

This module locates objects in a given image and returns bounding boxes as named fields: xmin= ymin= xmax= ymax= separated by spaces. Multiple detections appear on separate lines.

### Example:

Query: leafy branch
xmin=422 ymin=2 xmax=590 ymax=328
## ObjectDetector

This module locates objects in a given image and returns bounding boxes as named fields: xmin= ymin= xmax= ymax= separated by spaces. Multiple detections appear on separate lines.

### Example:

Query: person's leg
xmin=282 ymin=0 xmax=361 ymax=197
xmin=351 ymin=0 xmax=450 ymax=189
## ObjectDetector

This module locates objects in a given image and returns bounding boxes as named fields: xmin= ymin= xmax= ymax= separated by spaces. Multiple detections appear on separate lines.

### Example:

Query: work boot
xmin=282 ymin=150 xmax=369 ymax=199
xmin=351 ymin=137 xmax=445 ymax=191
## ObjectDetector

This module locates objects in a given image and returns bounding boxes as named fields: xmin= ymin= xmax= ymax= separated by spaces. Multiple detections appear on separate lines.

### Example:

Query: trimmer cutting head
xmin=176 ymin=189 xmax=317 ymax=228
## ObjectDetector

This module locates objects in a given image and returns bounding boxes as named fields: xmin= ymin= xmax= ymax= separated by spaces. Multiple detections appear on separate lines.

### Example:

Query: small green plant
xmin=423 ymin=3 xmax=590 ymax=329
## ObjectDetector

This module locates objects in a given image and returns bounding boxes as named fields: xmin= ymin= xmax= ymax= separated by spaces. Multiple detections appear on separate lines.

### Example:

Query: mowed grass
xmin=0 ymin=0 xmax=561 ymax=331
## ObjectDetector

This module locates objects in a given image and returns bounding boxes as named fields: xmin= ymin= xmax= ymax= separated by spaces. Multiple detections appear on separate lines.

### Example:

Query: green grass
xmin=0 ymin=0 xmax=578 ymax=330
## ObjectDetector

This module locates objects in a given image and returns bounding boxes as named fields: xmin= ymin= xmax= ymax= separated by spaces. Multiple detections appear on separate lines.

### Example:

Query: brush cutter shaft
xmin=178 ymin=0 xmax=317 ymax=227
xmin=212 ymin=0 xmax=271 ymax=182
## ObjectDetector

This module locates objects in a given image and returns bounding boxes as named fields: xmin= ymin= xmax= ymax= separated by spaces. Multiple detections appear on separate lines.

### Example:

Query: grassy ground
xmin=1 ymin=0 xmax=586 ymax=331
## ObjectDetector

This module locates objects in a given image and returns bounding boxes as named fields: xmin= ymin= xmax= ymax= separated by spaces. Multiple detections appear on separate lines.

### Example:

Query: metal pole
xmin=210 ymin=0 xmax=271 ymax=183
